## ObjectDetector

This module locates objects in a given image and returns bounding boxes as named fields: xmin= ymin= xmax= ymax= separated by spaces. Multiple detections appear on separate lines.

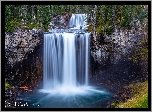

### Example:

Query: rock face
xmin=5 ymin=30 xmax=44 ymax=108
xmin=5 ymin=27 xmax=44 ymax=89
xmin=5 ymin=28 xmax=43 ymax=66
xmin=49 ymin=13 xmax=72 ymax=29
xmin=89 ymin=21 xmax=148 ymax=92
xmin=90 ymin=27 xmax=146 ymax=65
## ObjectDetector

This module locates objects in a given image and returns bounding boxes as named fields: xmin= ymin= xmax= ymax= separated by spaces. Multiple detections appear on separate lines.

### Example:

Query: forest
xmin=4 ymin=4 xmax=149 ymax=109
xmin=5 ymin=5 xmax=148 ymax=33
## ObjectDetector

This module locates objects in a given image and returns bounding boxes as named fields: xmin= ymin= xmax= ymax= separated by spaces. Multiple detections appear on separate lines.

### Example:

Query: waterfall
xmin=69 ymin=14 xmax=88 ymax=29
xmin=43 ymin=14 xmax=90 ymax=91
xmin=62 ymin=33 xmax=77 ymax=87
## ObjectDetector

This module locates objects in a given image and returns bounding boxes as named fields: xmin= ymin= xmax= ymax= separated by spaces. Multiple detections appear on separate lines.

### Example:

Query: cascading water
xmin=69 ymin=14 xmax=88 ymax=29
xmin=17 ymin=14 xmax=113 ymax=108
xmin=43 ymin=14 xmax=90 ymax=93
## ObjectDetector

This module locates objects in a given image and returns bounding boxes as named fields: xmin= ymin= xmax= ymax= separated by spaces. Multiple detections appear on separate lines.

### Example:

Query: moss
xmin=134 ymin=93 xmax=148 ymax=108
xmin=5 ymin=80 xmax=11 ymax=90
xmin=118 ymin=92 xmax=148 ymax=108
xmin=111 ymin=101 xmax=123 ymax=108
xmin=111 ymin=81 xmax=148 ymax=108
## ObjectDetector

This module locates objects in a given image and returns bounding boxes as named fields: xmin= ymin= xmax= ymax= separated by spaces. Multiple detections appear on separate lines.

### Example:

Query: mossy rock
xmin=5 ymin=80 xmax=11 ymax=90
xmin=111 ymin=81 xmax=148 ymax=108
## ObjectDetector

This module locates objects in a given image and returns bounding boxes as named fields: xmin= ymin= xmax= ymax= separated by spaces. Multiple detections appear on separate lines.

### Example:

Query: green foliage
xmin=96 ymin=25 xmax=104 ymax=34
xmin=5 ymin=5 xmax=147 ymax=33
xmin=5 ymin=5 xmax=51 ymax=32
xmin=5 ymin=18 xmax=19 ymax=32
xmin=138 ymin=9 xmax=148 ymax=22
xmin=22 ymin=23 xmax=41 ymax=29
xmin=111 ymin=81 xmax=148 ymax=108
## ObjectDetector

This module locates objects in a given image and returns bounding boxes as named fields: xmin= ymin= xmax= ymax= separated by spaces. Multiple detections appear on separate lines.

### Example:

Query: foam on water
xmin=40 ymin=86 xmax=107 ymax=95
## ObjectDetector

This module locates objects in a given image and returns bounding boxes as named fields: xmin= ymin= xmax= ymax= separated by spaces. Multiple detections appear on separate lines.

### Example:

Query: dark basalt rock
xmin=5 ymin=28 xmax=43 ymax=66
xmin=90 ymin=27 xmax=146 ymax=65
xmin=49 ymin=13 xmax=72 ymax=29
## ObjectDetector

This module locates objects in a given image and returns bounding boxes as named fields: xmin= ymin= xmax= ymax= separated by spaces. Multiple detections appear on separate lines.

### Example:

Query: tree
xmin=5 ymin=5 xmax=146 ymax=32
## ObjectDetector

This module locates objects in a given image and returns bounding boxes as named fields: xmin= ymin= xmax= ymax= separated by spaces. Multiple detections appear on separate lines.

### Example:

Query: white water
xmin=62 ymin=33 xmax=77 ymax=87
xmin=43 ymin=14 xmax=91 ymax=94
xmin=69 ymin=14 xmax=88 ymax=29
xmin=16 ymin=14 xmax=113 ymax=108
